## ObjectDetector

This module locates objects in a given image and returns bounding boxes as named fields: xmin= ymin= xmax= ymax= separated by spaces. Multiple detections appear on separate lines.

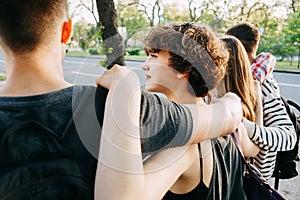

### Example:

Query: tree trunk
xmin=96 ymin=0 xmax=125 ymax=68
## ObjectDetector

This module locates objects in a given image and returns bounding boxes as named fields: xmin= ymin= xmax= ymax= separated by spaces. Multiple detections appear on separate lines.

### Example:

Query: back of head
xmin=221 ymin=35 xmax=256 ymax=121
xmin=0 ymin=0 xmax=68 ymax=53
xmin=144 ymin=22 xmax=229 ymax=97
xmin=225 ymin=23 xmax=260 ymax=55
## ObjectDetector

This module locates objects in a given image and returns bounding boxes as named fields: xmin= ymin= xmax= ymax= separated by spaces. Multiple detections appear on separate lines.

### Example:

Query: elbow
xmin=226 ymin=105 xmax=243 ymax=133
xmin=243 ymin=145 xmax=260 ymax=157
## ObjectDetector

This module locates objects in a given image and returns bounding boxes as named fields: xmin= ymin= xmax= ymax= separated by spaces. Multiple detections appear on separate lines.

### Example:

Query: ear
xmin=61 ymin=19 xmax=72 ymax=44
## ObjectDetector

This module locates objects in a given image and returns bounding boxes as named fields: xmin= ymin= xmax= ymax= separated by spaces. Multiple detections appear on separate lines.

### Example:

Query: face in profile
xmin=142 ymin=50 xmax=180 ymax=95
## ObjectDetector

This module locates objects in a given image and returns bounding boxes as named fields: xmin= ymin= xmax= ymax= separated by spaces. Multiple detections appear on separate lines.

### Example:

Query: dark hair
xmin=225 ymin=23 xmax=260 ymax=54
xmin=0 ymin=0 xmax=68 ymax=53
xmin=144 ymin=22 xmax=229 ymax=97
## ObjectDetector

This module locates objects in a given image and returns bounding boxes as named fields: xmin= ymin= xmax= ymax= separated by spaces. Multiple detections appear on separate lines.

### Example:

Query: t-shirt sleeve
xmin=140 ymin=91 xmax=193 ymax=156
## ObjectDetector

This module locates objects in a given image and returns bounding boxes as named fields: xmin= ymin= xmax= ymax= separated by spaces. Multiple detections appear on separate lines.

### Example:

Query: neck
xmin=0 ymin=46 xmax=71 ymax=96
xmin=247 ymin=52 xmax=256 ymax=65
xmin=163 ymin=83 xmax=202 ymax=104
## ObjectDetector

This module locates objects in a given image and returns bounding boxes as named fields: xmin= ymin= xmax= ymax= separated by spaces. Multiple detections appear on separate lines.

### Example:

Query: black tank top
xmin=162 ymin=144 xmax=209 ymax=200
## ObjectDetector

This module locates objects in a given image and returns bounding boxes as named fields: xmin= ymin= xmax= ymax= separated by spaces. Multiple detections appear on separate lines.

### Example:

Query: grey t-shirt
xmin=0 ymin=85 xmax=193 ymax=187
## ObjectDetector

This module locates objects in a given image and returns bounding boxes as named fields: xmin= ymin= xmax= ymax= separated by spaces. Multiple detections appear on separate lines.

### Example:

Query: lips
xmin=146 ymin=74 xmax=151 ymax=80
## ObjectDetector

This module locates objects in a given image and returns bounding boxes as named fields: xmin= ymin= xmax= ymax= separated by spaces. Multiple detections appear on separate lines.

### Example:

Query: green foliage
xmin=161 ymin=2 xmax=190 ymax=23
xmin=0 ymin=74 xmax=7 ymax=81
xmin=106 ymin=47 xmax=113 ymax=54
xmin=116 ymin=1 xmax=148 ymax=47
xmin=99 ymin=59 xmax=108 ymax=68
xmin=66 ymin=50 xmax=90 ymax=57
xmin=71 ymin=19 xmax=100 ymax=51
xmin=256 ymin=8 xmax=300 ymax=60
xmin=89 ymin=49 xmax=99 ymax=55
xmin=94 ymin=0 xmax=300 ymax=63
xmin=126 ymin=48 xmax=142 ymax=55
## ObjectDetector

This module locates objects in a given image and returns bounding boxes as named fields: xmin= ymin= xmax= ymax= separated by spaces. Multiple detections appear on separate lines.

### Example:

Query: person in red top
xmin=95 ymin=22 xmax=247 ymax=200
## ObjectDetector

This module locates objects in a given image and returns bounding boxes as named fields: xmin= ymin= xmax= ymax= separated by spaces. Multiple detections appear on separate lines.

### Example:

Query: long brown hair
xmin=221 ymin=35 xmax=257 ymax=121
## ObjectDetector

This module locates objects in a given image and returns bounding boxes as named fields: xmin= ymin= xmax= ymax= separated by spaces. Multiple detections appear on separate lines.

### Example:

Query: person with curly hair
xmin=95 ymin=22 xmax=247 ymax=200
xmin=0 ymin=0 xmax=243 ymax=199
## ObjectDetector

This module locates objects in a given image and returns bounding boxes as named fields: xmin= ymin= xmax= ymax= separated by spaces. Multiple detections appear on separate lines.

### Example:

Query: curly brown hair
xmin=144 ymin=22 xmax=229 ymax=97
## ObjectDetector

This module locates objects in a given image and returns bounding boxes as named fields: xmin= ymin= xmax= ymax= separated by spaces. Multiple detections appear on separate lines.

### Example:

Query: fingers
xmin=96 ymin=64 xmax=133 ymax=89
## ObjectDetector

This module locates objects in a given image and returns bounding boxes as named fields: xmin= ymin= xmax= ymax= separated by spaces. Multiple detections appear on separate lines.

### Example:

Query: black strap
xmin=231 ymin=130 xmax=244 ymax=158
xmin=197 ymin=143 xmax=204 ymax=181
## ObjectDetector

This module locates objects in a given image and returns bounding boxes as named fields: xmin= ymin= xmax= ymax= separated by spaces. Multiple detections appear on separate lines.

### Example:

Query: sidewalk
xmin=269 ymin=158 xmax=300 ymax=200
xmin=0 ymin=80 xmax=5 ymax=87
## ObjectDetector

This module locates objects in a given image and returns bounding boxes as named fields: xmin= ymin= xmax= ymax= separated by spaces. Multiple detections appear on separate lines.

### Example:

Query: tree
xmin=116 ymin=1 xmax=148 ymax=48
xmin=71 ymin=18 xmax=99 ymax=51
xmin=96 ymin=0 xmax=125 ymax=67
xmin=187 ymin=0 xmax=211 ymax=22
xmin=280 ymin=8 xmax=300 ymax=64
xmin=79 ymin=0 xmax=99 ymax=25
xmin=137 ymin=0 xmax=163 ymax=27
xmin=162 ymin=2 xmax=190 ymax=23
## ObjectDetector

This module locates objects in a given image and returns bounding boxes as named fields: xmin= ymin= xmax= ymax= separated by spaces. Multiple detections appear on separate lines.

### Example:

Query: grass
xmin=276 ymin=60 xmax=300 ymax=71
xmin=66 ymin=50 xmax=90 ymax=57
xmin=125 ymin=55 xmax=147 ymax=61
xmin=65 ymin=50 xmax=300 ymax=71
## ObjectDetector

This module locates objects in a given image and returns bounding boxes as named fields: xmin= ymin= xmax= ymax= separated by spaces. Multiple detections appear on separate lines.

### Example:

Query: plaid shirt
xmin=251 ymin=52 xmax=276 ymax=84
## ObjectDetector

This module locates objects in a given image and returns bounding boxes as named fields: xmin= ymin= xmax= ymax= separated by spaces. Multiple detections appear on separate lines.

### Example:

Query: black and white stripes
xmin=250 ymin=77 xmax=297 ymax=180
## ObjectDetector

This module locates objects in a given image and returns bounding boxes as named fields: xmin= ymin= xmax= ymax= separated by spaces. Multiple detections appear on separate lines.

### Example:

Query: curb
xmin=0 ymin=81 xmax=5 ymax=87
xmin=66 ymin=55 xmax=300 ymax=74
xmin=68 ymin=56 xmax=300 ymax=74
xmin=274 ymin=69 xmax=300 ymax=74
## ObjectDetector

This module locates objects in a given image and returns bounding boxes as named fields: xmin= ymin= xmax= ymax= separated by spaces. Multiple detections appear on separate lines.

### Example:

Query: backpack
xmin=0 ymin=120 xmax=92 ymax=200
xmin=272 ymin=97 xmax=300 ymax=189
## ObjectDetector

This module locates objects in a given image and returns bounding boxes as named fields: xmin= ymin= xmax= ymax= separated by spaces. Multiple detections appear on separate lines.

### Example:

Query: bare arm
xmin=185 ymin=93 xmax=242 ymax=143
xmin=211 ymin=79 xmax=259 ymax=156
xmin=238 ymin=80 xmax=262 ymax=157
xmin=95 ymin=65 xmax=199 ymax=199
xmin=95 ymin=66 xmax=143 ymax=199
xmin=238 ymin=121 xmax=260 ymax=157
xmin=97 ymin=66 xmax=243 ymax=146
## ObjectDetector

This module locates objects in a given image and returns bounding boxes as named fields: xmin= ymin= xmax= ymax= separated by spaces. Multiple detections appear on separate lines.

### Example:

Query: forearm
xmin=238 ymin=121 xmax=259 ymax=157
xmin=185 ymin=92 xmax=242 ymax=144
xmin=95 ymin=68 xmax=144 ymax=199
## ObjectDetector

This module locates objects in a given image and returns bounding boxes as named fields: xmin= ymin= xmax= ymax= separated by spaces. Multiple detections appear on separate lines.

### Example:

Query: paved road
xmin=60 ymin=56 xmax=300 ymax=104
xmin=0 ymin=55 xmax=300 ymax=199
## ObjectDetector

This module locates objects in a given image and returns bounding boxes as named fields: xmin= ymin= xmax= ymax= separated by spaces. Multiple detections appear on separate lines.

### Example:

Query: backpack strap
xmin=287 ymin=99 xmax=300 ymax=114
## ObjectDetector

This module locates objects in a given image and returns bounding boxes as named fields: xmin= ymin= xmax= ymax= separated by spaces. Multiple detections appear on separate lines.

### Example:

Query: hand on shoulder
xmin=96 ymin=64 xmax=140 ymax=90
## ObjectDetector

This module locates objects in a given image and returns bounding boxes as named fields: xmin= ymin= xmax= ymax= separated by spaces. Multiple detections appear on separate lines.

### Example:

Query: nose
xmin=142 ymin=64 xmax=150 ymax=71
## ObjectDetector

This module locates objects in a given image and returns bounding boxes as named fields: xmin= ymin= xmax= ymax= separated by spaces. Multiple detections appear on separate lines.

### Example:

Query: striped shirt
xmin=249 ymin=77 xmax=297 ymax=181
